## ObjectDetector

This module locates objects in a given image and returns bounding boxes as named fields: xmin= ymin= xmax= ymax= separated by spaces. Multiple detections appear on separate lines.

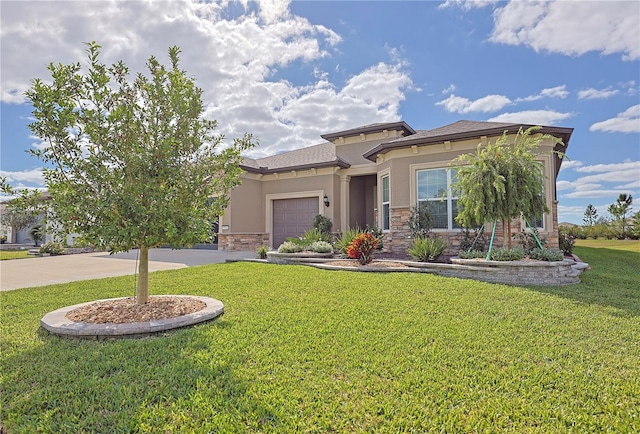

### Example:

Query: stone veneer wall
xmin=448 ymin=258 xmax=579 ymax=285
xmin=218 ymin=233 xmax=269 ymax=251
xmin=384 ymin=206 xmax=560 ymax=256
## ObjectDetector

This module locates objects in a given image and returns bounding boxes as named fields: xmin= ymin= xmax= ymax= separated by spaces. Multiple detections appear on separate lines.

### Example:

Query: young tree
xmin=583 ymin=204 xmax=598 ymax=226
xmin=608 ymin=193 xmax=633 ymax=237
xmin=452 ymin=127 xmax=563 ymax=249
xmin=24 ymin=42 xmax=255 ymax=304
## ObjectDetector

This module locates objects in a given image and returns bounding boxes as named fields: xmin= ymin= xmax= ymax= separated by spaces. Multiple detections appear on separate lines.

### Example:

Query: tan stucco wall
xmin=220 ymin=178 xmax=263 ymax=233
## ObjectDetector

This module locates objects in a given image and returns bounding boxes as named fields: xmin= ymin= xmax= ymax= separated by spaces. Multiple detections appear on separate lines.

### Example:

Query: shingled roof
xmin=240 ymin=142 xmax=350 ymax=174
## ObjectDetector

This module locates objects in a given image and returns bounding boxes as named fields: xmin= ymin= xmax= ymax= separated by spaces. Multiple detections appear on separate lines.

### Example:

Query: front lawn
xmin=576 ymin=238 xmax=640 ymax=252
xmin=1 ymin=245 xmax=639 ymax=432
xmin=0 ymin=250 xmax=32 ymax=261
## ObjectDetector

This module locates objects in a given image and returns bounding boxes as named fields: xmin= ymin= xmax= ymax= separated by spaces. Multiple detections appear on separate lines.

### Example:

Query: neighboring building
xmin=217 ymin=120 xmax=573 ymax=254
xmin=0 ymin=192 xmax=77 ymax=246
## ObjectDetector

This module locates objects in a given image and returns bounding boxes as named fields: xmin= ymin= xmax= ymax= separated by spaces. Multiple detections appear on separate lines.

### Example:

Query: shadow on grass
xmin=2 ymin=319 xmax=282 ymax=432
xmin=527 ymin=246 xmax=640 ymax=317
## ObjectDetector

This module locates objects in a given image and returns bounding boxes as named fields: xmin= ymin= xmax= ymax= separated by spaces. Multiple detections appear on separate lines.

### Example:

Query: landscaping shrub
xmin=407 ymin=236 xmax=448 ymax=262
xmin=312 ymin=214 xmax=332 ymax=235
xmin=285 ymin=228 xmax=332 ymax=249
xmin=346 ymin=232 xmax=379 ymax=265
xmin=336 ymin=227 xmax=363 ymax=254
xmin=29 ymin=224 xmax=44 ymax=246
xmin=256 ymin=245 xmax=268 ymax=259
xmin=458 ymin=227 xmax=487 ymax=253
xmin=458 ymin=249 xmax=486 ymax=259
xmin=277 ymin=241 xmax=304 ymax=253
xmin=489 ymin=247 xmax=526 ymax=261
xmin=529 ymin=247 xmax=564 ymax=262
xmin=364 ymin=225 xmax=384 ymax=250
xmin=309 ymin=241 xmax=333 ymax=253
xmin=39 ymin=241 xmax=65 ymax=255
xmin=562 ymin=225 xmax=586 ymax=240
xmin=513 ymin=228 xmax=547 ymax=254
xmin=408 ymin=202 xmax=434 ymax=238
xmin=558 ymin=228 xmax=576 ymax=255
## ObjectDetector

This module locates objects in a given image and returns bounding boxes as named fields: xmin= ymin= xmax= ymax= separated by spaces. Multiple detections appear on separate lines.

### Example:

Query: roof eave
xmin=241 ymin=159 xmax=351 ymax=174
xmin=321 ymin=121 xmax=416 ymax=141
xmin=363 ymin=124 xmax=574 ymax=162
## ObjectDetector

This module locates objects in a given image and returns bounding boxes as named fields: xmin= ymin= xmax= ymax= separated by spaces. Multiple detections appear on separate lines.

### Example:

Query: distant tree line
xmin=563 ymin=194 xmax=639 ymax=240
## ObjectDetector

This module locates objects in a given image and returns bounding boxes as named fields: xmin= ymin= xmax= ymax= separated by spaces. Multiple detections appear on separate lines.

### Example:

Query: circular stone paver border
xmin=41 ymin=295 xmax=224 ymax=339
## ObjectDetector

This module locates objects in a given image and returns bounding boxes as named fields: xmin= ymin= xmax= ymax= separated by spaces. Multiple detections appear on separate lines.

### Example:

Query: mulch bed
xmin=66 ymin=296 xmax=206 ymax=324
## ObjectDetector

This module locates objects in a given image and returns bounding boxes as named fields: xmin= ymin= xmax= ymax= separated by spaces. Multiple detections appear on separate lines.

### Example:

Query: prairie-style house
xmin=217 ymin=120 xmax=572 ymax=254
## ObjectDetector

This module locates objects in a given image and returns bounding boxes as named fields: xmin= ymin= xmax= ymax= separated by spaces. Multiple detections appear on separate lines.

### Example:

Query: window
xmin=381 ymin=175 xmax=390 ymax=231
xmin=416 ymin=168 xmax=460 ymax=230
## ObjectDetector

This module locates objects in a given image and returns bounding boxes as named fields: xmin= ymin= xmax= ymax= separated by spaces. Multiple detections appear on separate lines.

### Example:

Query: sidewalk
xmin=0 ymin=249 xmax=255 ymax=291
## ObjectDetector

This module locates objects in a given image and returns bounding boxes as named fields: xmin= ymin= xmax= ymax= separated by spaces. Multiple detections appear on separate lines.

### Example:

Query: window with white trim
xmin=381 ymin=175 xmax=390 ymax=231
xmin=417 ymin=168 xmax=460 ymax=230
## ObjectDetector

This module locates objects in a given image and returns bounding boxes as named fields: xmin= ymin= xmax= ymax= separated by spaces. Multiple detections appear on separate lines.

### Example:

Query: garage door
xmin=272 ymin=197 xmax=319 ymax=248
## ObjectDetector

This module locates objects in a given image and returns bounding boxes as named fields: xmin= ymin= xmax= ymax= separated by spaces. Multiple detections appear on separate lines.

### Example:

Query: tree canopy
xmin=608 ymin=193 xmax=633 ymax=237
xmin=452 ymin=126 xmax=563 ymax=248
xmin=24 ymin=42 xmax=256 ymax=303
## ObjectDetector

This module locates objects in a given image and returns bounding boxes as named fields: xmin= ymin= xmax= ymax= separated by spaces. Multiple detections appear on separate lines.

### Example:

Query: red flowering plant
xmin=346 ymin=232 xmax=379 ymax=265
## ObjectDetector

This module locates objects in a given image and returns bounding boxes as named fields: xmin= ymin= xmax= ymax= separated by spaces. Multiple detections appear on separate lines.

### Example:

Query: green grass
xmin=0 ymin=250 xmax=32 ymax=261
xmin=1 ymin=245 xmax=639 ymax=432
xmin=576 ymin=238 xmax=640 ymax=252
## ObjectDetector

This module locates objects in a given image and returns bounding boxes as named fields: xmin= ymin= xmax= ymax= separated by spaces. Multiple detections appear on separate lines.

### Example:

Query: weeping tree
xmin=24 ymin=42 xmax=256 ymax=304
xmin=452 ymin=126 xmax=564 ymax=250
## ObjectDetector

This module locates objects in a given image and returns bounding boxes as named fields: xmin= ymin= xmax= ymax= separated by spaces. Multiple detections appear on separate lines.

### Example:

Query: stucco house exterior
xmin=217 ymin=120 xmax=573 ymax=254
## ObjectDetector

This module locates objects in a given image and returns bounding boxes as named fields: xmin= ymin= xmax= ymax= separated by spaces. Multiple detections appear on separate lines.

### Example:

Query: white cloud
xmin=590 ymin=105 xmax=640 ymax=133
xmin=519 ymin=85 xmax=569 ymax=102
xmin=1 ymin=0 xmax=415 ymax=161
xmin=488 ymin=110 xmax=572 ymax=125
xmin=442 ymin=84 xmax=456 ymax=94
xmin=438 ymin=0 xmax=499 ymax=11
xmin=559 ymin=160 xmax=583 ymax=171
xmin=556 ymin=180 xmax=573 ymax=191
xmin=436 ymin=94 xmax=511 ymax=113
xmin=577 ymin=87 xmax=619 ymax=100
xmin=557 ymin=204 xmax=593 ymax=222
xmin=559 ymin=161 xmax=640 ymax=200
xmin=490 ymin=1 xmax=640 ymax=61
xmin=0 ymin=169 xmax=44 ymax=185
xmin=575 ymin=161 xmax=640 ymax=174
xmin=615 ymin=180 xmax=640 ymax=189
xmin=563 ymin=189 xmax=634 ymax=199
xmin=257 ymin=0 xmax=291 ymax=25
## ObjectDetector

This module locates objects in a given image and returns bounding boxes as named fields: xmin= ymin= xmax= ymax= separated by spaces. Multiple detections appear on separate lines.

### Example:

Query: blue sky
xmin=1 ymin=0 xmax=638 ymax=224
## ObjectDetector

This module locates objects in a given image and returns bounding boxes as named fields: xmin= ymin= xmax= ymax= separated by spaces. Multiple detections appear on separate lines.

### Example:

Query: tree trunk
xmin=507 ymin=219 xmax=512 ymax=248
xmin=137 ymin=246 xmax=149 ymax=305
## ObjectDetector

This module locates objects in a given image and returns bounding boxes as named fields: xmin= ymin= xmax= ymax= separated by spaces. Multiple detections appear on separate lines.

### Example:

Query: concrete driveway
xmin=0 ymin=249 xmax=255 ymax=291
